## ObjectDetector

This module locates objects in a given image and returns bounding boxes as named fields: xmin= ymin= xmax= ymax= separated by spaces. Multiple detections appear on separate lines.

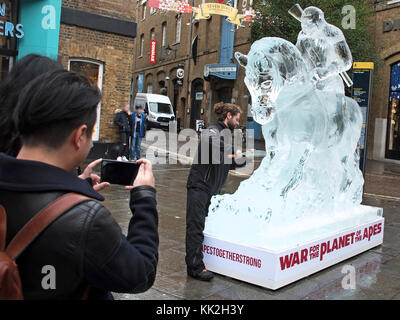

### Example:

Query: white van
xmin=133 ymin=93 xmax=175 ymax=129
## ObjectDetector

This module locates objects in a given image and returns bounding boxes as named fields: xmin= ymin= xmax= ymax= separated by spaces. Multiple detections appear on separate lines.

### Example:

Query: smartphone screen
xmin=101 ymin=159 xmax=141 ymax=186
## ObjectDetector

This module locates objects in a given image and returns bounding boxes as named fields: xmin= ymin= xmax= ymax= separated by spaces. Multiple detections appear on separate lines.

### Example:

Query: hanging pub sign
xmin=0 ymin=1 xmax=24 ymax=39
xmin=177 ymin=68 xmax=184 ymax=79
xmin=150 ymin=40 xmax=156 ymax=64
xmin=192 ymin=3 xmax=245 ymax=26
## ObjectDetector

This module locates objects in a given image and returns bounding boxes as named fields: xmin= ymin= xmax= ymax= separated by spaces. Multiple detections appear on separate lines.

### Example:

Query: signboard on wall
xmin=18 ymin=0 xmax=62 ymax=60
xmin=352 ymin=62 xmax=374 ymax=176
xmin=149 ymin=40 xmax=156 ymax=64
xmin=195 ymin=91 xmax=203 ymax=101
xmin=0 ymin=2 xmax=24 ymax=39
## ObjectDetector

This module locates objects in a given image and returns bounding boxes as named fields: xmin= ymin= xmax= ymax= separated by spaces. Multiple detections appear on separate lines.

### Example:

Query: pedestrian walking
xmin=0 ymin=67 xmax=158 ymax=300
xmin=185 ymin=102 xmax=247 ymax=281
xmin=131 ymin=104 xmax=147 ymax=161
xmin=114 ymin=104 xmax=131 ymax=161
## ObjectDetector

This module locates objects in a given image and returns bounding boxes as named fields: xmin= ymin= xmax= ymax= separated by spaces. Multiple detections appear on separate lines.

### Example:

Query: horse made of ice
xmin=204 ymin=37 xmax=364 ymax=241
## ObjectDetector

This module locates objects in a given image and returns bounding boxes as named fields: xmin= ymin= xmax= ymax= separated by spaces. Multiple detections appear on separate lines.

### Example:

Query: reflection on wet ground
xmin=96 ymin=153 xmax=400 ymax=300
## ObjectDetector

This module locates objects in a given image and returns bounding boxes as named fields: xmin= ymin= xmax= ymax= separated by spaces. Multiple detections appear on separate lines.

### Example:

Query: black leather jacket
xmin=0 ymin=153 xmax=158 ymax=300
xmin=114 ymin=110 xmax=131 ymax=133
xmin=187 ymin=121 xmax=247 ymax=195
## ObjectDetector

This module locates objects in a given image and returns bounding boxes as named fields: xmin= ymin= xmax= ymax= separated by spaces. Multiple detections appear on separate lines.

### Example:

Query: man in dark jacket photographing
xmin=0 ymin=68 xmax=158 ymax=299
xmin=185 ymin=102 xmax=247 ymax=281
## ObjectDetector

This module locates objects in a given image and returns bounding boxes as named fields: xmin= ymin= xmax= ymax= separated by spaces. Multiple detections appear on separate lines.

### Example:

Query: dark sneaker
xmin=187 ymin=269 xmax=214 ymax=281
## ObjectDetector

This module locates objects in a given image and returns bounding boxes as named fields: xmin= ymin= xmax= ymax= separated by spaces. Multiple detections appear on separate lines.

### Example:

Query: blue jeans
xmin=131 ymin=134 xmax=142 ymax=160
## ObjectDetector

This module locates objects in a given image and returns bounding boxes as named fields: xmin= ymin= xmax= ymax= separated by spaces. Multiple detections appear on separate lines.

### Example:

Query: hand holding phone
xmin=101 ymin=159 xmax=141 ymax=186
xmin=79 ymin=158 xmax=110 ymax=192
xmin=125 ymin=159 xmax=155 ymax=190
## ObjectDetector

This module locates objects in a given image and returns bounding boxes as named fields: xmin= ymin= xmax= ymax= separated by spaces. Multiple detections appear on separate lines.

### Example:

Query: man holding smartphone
xmin=0 ymin=69 xmax=158 ymax=299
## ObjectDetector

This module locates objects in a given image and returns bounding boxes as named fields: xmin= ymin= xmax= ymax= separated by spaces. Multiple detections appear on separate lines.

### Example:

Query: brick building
xmin=5 ymin=0 xmax=400 ymax=158
xmin=59 ymin=0 xmax=137 ymax=143
xmin=1 ymin=0 xmax=137 ymax=149
xmin=132 ymin=0 xmax=261 ymax=137
xmin=370 ymin=0 xmax=400 ymax=163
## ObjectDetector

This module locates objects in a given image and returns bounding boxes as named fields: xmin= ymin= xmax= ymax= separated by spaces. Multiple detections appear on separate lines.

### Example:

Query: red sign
xmin=150 ymin=40 xmax=157 ymax=64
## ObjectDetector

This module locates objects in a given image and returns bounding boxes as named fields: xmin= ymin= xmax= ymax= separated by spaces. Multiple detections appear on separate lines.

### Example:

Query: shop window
xmin=386 ymin=62 xmax=400 ymax=159
xmin=147 ymin=83 xmax=153 ymax=93
xmin=0 ymin=0 xmax=18 ymax=84
xmin=68 ymin=59 xmax=103 ymax=141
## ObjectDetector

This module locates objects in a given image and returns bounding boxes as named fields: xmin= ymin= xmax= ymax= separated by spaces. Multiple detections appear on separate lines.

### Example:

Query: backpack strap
xmin=5 ymin=193 xmax=91 ymax=261
xmin=0 ymin=205 xmax=6 ymax=251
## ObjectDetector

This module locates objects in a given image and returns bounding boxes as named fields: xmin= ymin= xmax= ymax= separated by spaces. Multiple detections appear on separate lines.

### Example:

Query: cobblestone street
xmin=92 ymin=143 xmax=400 ymax=300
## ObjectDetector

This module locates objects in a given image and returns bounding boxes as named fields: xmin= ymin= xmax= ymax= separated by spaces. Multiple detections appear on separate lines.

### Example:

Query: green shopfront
xmin=0 ymin=0 xmax=61 ymax=82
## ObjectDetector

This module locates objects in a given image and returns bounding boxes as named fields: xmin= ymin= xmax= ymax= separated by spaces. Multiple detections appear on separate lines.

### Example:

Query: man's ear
xmin=226 ymin=112 xmax=232 ymax=120
xmin=73 ymin=125 xmax=88 ymax=149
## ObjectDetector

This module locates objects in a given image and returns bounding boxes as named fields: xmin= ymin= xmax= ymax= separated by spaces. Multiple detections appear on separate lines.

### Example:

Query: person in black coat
xmin=0 ymin=69 xmax=158 ymax=299
xmin=185 ymin=102 xmax=247 ymax=281
xmin=114 ymin=104 xmax=132 ymax=160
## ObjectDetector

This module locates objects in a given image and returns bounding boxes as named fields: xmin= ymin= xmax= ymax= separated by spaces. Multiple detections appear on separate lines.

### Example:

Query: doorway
xmin=68 ymin=59 xmax=104 ymax=141
xmin=190 ymin=78 xmax=204 ymax=129
xmin=386 ymin=61 xmax=400 ymax=160
xmin=209 ymin=86 xmax=233 ymax=125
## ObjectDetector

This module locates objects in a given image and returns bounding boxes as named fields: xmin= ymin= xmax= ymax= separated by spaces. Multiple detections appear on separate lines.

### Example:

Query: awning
xmin=204 ymin=63 xmax=238 ymax=81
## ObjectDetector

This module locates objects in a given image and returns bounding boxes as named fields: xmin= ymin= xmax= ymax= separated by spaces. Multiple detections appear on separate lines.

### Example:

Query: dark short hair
xmin=214 ymin=102 xmax=242 ymax=121
xmin=13 ymin=70 xmax=101 ymax=149
xmin=0 ymin=54 xmax=63 ymax=156
xmin=135 ymin=104 xmax=143 ymax=109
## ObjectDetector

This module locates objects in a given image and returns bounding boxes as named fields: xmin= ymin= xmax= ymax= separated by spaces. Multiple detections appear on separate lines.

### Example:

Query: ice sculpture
xmin=204 ymin=6 xmax=375 ymax=249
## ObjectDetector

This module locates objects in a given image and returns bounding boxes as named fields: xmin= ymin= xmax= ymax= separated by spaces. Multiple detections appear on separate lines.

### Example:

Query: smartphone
xmin=100 ymin=159 xmax=141 ymax=186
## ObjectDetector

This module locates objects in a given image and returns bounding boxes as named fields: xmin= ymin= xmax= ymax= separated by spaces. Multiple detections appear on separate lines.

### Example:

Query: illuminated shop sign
xmin=0 ymin=1 xmax=24 ymax=39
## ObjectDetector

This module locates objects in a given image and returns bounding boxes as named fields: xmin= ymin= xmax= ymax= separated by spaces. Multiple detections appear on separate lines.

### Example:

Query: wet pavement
xmin=94 ymin=137 xmax=400 ymax=300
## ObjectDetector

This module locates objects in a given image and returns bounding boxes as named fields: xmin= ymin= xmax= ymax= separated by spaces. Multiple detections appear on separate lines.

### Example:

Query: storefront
xmin=0 ymin=0 xmax=21 ymax=83
xmin=386 ymin=62 xmax=400 ymax=159
xmin=1 ymin=0 xmax=137 ymax=153
xmin=371 ymin=3 xmax=400 ymax=162
xmin=0 ymin=0 xmax=61 ymax=79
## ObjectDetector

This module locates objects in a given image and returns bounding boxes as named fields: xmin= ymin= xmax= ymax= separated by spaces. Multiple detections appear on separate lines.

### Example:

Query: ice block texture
xmin=205 ymin=7 xmax=366 ymax=249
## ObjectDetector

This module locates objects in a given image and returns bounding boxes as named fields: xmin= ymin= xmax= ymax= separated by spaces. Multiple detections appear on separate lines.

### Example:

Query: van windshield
xmin=149 ymin=102 xmax=173 ymax=114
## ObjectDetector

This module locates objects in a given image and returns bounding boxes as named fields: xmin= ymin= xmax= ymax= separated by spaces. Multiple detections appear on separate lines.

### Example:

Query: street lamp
xmin=185 ymin=0 xmax=195 ymax=127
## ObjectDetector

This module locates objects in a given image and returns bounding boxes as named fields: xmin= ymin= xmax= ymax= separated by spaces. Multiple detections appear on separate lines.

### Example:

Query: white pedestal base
xmin=203 ymin=209 xmax=384 ymax=290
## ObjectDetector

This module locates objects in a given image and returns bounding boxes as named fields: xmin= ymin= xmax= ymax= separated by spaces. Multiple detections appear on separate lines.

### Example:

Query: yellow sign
xmin=353 ymin=62 xmax=374 ymax=70
xmin=192 ymin=3 xmax=245 ymax=26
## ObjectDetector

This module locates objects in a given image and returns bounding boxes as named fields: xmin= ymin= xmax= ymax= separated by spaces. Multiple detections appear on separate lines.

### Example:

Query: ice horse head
xmin=235 ymin=37 xmax=309 ymax=125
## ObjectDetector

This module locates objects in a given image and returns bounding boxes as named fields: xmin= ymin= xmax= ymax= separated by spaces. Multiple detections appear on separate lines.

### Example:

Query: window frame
xmin=139 ymin=34 xmax=144 ymax=57
xmin=175 ymin=14 xmax=182 ymax=44
xmin=67 ymin=58 xmax=104 ymax=142
xmin=162 ymin=22 xmax=167 ymax=47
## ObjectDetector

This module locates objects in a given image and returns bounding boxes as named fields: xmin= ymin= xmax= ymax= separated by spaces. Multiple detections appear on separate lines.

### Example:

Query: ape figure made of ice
xmin=204 ymin=12 xmax=364 ymax=248
xmin=296 ymin=6 xmax=353 ymax=91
